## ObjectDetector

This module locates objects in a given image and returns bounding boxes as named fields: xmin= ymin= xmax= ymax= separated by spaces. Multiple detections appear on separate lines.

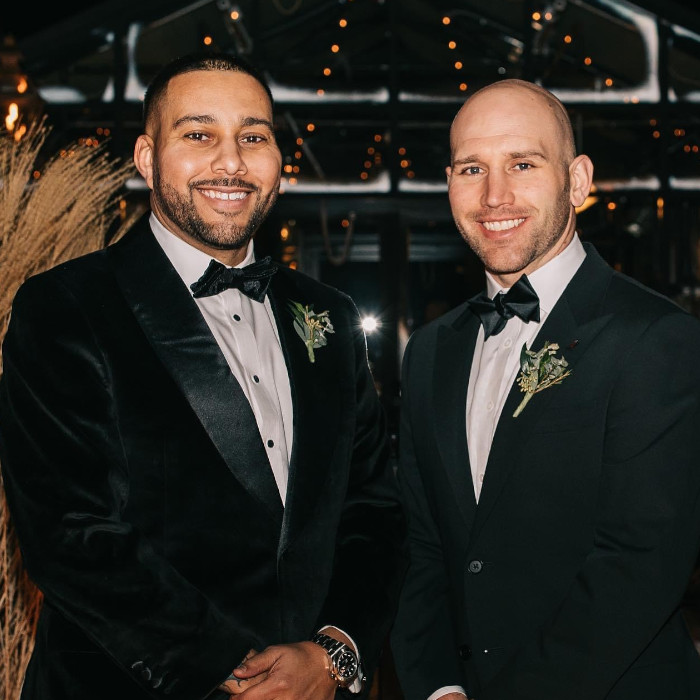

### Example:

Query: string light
xmin=442 ymin=16 xmax=451 ymax=25
xmin=203 ymin=35 xmax=213 ymax=46
xmin=339 ymin=18 xmax=347 ymax=28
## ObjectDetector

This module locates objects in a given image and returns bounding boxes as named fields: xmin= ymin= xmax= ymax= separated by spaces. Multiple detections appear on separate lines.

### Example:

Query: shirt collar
xmin=484 ymin=233 xmax=586 ymax=315
xmin=149 ymin=212 xmax=256 ymax=290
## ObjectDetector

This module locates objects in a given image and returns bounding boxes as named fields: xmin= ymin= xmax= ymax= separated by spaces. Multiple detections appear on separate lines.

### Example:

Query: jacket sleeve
xmin=482 ymin=309 xmax=700 ymax=699
xmin=0 ymin=274 xmax=250 ymax=700
xmin=314 ymin=294 xmax=409 ymax=687
xmin=390 ymin=332 xmax=467 ymax=700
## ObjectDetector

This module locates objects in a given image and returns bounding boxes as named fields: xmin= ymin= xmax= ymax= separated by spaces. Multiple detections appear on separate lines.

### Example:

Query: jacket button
xmin=468 ymin=559 xmax=483 ymax=574
xmin=458 ymin=645 xmax=472 ymax=660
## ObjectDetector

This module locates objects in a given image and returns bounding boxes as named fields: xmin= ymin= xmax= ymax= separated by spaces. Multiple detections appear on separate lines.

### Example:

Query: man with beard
xmin=0 ymin=52 xmax=407 ymax=700
xmin=390 ymin=79 xmax=700 ymax=700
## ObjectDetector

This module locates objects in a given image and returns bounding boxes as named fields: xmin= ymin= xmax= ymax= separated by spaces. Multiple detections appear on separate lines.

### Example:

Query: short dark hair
xmin=142 ymin=51 xmax=274 ymax=130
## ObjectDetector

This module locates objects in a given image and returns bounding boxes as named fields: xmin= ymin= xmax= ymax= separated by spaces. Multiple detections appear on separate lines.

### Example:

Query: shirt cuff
xmin=427 ymin=686 xmax=468 ymax=700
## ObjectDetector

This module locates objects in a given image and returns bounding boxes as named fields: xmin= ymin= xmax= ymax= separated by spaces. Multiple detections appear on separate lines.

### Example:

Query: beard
xmin=455 ymin=175 xmax=572 ymax=278
xmin=152 ymin=165 xmax=279 ymax=251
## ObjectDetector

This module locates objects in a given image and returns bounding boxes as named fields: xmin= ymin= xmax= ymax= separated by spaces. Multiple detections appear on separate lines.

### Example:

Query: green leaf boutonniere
xmin=513 ymin=341 xmax=572 ymax=418
xmin=288 ymin=300 xmax=335 ymax=363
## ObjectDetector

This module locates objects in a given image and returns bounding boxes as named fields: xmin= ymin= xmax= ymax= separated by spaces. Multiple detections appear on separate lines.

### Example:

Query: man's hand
xmin=219 ymin=649 xmax=266 ymax=696
xmin=231 ymin=641 xmax=337 ymax=700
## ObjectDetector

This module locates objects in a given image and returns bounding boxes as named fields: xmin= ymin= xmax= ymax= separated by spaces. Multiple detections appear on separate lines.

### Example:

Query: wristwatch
xmin=311 ymin=632 xmax=362 ymax=690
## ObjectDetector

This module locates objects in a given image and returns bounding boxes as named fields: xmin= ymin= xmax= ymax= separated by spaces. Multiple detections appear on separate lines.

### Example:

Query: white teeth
xmin=201 ymin=189 xmax=248 ymax=201
xmin=482 ymin=218 xmax=525 ymax=232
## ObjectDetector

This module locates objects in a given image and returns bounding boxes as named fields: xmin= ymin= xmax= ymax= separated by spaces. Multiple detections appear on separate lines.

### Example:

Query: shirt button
xmin=233 ymin=314 xmax=241 ymax=321
xmin=478 ymin=473 xmax=484 ymax=483
xmin=503 ymin=338 xmax=512 ymax=348
xmin=253 ymin=375 xmax=260 ymax=383
xmin=486 ymin=401 xmax=494 ymax=412
xmin=267 ymin=439 xmax=274 ymax=448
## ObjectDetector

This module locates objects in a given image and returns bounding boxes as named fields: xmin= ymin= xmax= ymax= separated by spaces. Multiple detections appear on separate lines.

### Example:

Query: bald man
xmin=390 ymin=79 xmax=700 ymax=700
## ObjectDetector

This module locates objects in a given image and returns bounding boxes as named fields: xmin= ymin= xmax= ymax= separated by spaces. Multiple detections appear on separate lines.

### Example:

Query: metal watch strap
xmin=312 ymin=632 xmax=344 ymax=656
xmin=311 ymin=632 xmax=359 ymax=689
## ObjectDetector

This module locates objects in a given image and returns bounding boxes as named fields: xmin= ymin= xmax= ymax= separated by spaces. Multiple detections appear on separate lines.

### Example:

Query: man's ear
xmin=569 ymin=154 xmax=594 ymax=208
xmin=445 ymin=165 xmax=452 ymax=183
xmin=133 ymin=134 xmax=155 ymax=190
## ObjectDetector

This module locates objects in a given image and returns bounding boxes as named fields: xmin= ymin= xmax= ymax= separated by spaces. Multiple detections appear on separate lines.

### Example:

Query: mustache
xmin=190 ymin=178 xmax=259 ymax=191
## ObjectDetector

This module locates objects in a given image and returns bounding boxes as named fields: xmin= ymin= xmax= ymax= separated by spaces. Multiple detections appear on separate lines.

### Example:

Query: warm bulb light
xmin=5 ymin=103 xmax=19 ymax=131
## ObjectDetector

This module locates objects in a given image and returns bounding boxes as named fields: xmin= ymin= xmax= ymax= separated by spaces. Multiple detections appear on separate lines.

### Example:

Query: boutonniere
xmin=513 ymin=340 xmax=572 ymax=418
xmin=288 ymin=300 xmax=335 ymax=363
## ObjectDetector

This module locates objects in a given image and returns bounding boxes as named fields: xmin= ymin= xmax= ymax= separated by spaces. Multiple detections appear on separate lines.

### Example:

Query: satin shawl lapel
xmin=108 ymin=220 xmax=283 ymax=522
xmin=266 ymin=270 xmax=342 ymax=554
xmin=471 ymin=244 xmax=614 ymax=540
xmin=434 ymin=305 xmax=480 ymax=527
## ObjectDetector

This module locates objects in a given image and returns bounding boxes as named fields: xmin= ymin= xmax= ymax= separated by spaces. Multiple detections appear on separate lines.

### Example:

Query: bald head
xmin=450 ymin=79 xmax=576 ymax=169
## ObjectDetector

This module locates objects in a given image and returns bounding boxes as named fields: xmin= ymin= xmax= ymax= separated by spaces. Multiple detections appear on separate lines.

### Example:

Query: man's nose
xmin=211 ymin=140 xmax=248 ymax=176
xmin=482 ymin=171 xmax=514 ymax=208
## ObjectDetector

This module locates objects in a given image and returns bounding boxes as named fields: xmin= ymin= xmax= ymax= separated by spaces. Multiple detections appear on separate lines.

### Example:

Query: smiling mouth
xmin=482 ymin=218 xmax=526 ymax=232
xmin=200 ymin=189 xmax=250 ymax=201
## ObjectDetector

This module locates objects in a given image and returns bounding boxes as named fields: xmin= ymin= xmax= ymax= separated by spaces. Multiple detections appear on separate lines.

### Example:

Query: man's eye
xmin=185 ymin=132 xmax=209 ymax=142
xmin=241 ymin=134 xmax=266 ymax=144
xmin=460 ymin=166 xmax=482 ymax=175
xmin=515 ymin=162 xmax=532 ymax=171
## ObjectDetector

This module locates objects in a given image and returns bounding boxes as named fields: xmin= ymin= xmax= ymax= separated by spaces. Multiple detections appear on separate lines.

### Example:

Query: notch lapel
xmin=433 ymin=306 xmax=480 ymax=528
xmin=471 ymin=245 xmax=615 ymax=541
xmin=108 ymin=220 xmax=283 ymax=522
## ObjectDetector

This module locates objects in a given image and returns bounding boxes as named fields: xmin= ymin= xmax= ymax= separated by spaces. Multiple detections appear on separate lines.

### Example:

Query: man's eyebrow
xmin=171 ymin=115 xmax=274 ymax=130
xmin=241 ymin=117 xmax=274 ymax=130
xmin=172 ymin=114 xmax=215 ymax=129
xmin=509 ymin=150 xmax=548 ymax=160
xmin=452 ymin=150 xmax=548 ymax=166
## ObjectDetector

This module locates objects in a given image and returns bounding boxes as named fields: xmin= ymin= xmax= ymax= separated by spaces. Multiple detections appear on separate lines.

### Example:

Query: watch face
xmin=335 ymin=650 xmax=358 ymax=680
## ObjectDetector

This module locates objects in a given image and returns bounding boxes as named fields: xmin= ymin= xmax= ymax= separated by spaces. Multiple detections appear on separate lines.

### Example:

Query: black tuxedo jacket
xmin=0 ymin=215 xmax=407 ymax=700
xmin=391 ymin=243 xmax=700 ymax=700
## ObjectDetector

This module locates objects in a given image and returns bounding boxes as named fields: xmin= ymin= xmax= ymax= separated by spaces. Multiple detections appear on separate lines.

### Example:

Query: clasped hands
xmin=218 ymin=641 xmax=338 ymax=700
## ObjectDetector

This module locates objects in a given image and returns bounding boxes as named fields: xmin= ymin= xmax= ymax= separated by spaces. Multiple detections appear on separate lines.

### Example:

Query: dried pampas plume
xmin=0 ymin=118 xmax=137 ymax=699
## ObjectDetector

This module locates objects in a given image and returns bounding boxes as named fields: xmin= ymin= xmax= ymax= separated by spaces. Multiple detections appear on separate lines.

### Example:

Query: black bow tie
xmin=467 ymin=274 xmax=540 ymax=339
xmin=190 ymin=256 xmax=277 ymax=303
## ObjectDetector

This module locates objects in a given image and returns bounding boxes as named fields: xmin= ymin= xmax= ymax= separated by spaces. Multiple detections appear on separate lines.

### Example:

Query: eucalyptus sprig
xmin=288 ymin=300 xmax=335 ymax=363
xmin=513 ymin=341 xmax=572 ymax=417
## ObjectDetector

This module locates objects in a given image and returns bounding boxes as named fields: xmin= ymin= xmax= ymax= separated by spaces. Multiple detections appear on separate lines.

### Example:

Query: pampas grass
xmin=0 ymin=117 xmax=137 ymax=699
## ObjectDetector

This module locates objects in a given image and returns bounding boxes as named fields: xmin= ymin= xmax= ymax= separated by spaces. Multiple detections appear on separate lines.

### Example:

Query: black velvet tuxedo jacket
xmin=391 ymin=243 xmax=700 ymax=700
xmin=0 ymin=215 xmax=407 ymax=700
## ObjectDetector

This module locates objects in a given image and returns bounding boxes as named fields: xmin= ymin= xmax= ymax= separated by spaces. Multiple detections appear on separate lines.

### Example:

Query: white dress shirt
xmin=150 ymin=214 xmax=293 ymax=503
xmin=429 ymin=235 xmax=586 ymax=700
